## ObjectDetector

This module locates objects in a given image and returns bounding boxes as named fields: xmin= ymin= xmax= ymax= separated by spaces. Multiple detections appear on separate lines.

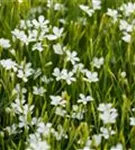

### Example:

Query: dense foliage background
xmin=0 ymin=0 xmax=135 ymax=149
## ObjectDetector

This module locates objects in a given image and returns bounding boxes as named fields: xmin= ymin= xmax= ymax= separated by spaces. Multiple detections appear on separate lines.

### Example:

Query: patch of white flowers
xmin=106 ymin=2 xmax=135 ymax=43
xmin=79 ymin=0 xmax=101 ymax=17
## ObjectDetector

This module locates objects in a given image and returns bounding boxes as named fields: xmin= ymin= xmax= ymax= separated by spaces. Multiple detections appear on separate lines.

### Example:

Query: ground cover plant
xmin=0 ymin=0 xmax=135 ymax=149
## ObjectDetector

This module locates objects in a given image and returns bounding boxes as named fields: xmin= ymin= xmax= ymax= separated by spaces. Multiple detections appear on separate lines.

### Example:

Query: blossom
xmin=50 ymin=95 xmax=66 ymax=107
xmin=72 ymin=63 xmax=85 ymax=73
xmin=110 ymin=143 xmax=123 ymax=150
xmin=53 ymin=68 xmax=76 ymax=84
xmin=18 ymin=115 xmax=29 ymax=129
xmin=130 ymin=117 xmax=135 ymax=126
xmin=0 ymin=59 xmax=18 ymax=71
xmin=53 ymin=125 xmax=68 ymax=141
xmin=106 ymin=8 xmax=118 ymax=22
xmin=52 ymin=67 xmax=63 ymax=81
xmin=77 ymin=93 xmax=93 ymax=105
xmin=26 ymin=136 xmax=50 ymax=150
xmin=120 ymin=71 xmax=126 ymax=78
xmin=71 ymin=105 xmax=85 ymax=120
xmin=119 ymin=20 xmax=133 ymax=32
xmin=4 ymin=124 xmax=18 ymax=135
xmin=53 ymin=43 xmax=64 ymax=55
xmin=100 ymin=127 xmax=116 ymax=139
xmin=82 ymin=138 xmax=92 ymax=150
xmin=79 ymin=5 xmax=94 ymax=17
xmin=122 ymin=32 xmax=131 ymax=43
xmin=32 ymin=42 xmax=44 ymax=52
xmin=62 ymin=70 xmax=76 ymax=85
xmin=27 ymin=30 xmax=38 ymax=42
xmin=33 ymin=86 xmax=46 ymax=96
xmin=98 ymin=103 xmax=112 ymax=112
xmin=92 ymin=0 xmax=101 ymax=10
xmin=120 ymin=2 xmax=135 ymax=17
xmin=17 ymin=62 xmax=34 ymax=82
xmin=83 ymin=70 xmax=99 ymax=83
xmin=92 ymin=134 xmax=102 ymax=146
xmin=0 ymin=38 xmax=11 ymax=49
xmin=37 ymin=122 xmax=52 ymax=136
xmin=40 ymin=75 xmax=53 ymax=84
xmin=66 ymin=50 xmax=80 ymax=65
xmin=54 ymin=3 xmax=65 ymax=11
xmin=12 ymin=29 xmax=29 ymax=45
xmin=92 ymin=57 xmax=104 ymax=69
xmin=98 ymin=103 xmax=118 ymax=124
xmin=46 ymin=27 xmax=64 ymax=40
xmin=32 ymin=15 xmax=49 ymax=29
xmin=55 ymin=107 xmax=67 ymax=117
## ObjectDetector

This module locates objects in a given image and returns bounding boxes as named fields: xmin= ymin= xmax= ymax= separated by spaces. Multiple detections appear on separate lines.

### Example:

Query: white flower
xmin=100 ymin=110 xmax=118 ymax=124
xmin=32 ymin=42 xmax=44 ymax=52
xmin=92 ymin=0 xmax=101 ymax=10
xmin=71 ymin=105 xmax=85 ymax=120
xmin=17 ymin=62 xmax=34 ymax=82
xmin=19 ymin=115 xmax=28 ymax=129
xmin=50 ymin=95 xmax=66 ymax=107
xmin=46 ymin=27 xmax=64 ymax=40
xmin=59 ymin=18 xmax=66 ymax=24
xmin=19 ymin=20 xmax=32 ymax=30
xmin=122 ymin=32 xmax=131 ymax=43
xmin=0 ymin=38 xmax=11 ymax=49
xmin=53 ymin=43 xmax=64 ymax=55
xmin=82 ymin=138 xmax=92 ymax=150
xmin=0 ymin=59 xmax=18 ymax=71
xmin=55 ymin=107 xmax=67 ymax=117
xmin=32 ymin=15 xmax=49 ymax=29
xmin=72 ymin=63 xmax=85 ymax=73
xmin=12 ymin=29 xmax=29 ymax=45
xmin=79 ymin=5 xmax=94 ymax=17
xmin=98 ymin=103 xmax=118 ymax=124
xmin=11 ymin=98 xmax=26 ymax=115
xmin=40 ymin=75 xmax=53 ymax=84
xmin=100 ymin=127 xmax=115 ymax=139
xmin=106 ymin=8 xmax=118 ymax=23
xmin=98 ymin=103 xmax=112 ymax=112
xmin=13 ymin=83 xmax=27 ymax=95
xmin=33 ymin=86 xmax=46 ymax=96
xmin=53 ymin=68 xmax=76 ymax=84
xmin=28 ymin=30 xmax=38 ymax=42
xmin=53 ymin=125 xmax=68 ymax=141
xmin=84 ymin=70 xmax=99 ymax=83
xmin=120 ymin=2 xmax=135 ymax=17
xmin=71 ymin=112 xmax=84 ymax=120
xmin=77 ymin=93 xmax=93 ymax=105
xmin=39 ymin=27 xmax=49 ymax=41
xmin=54 ymin=3 xmax=65 ymax=11
xmin=92 ymin=134 xmax=102 ymax=146
xmin=10 ymin=48 xmax=16 ymax=55
xmin=92 ymin=57 xmax=104 ymax=69
xmin=110 ymin=143 xmax=123 ymax=150
xmin=120 ymin=71 xmax=126 ymax=78
xmin=62 ymin=70 xmax=76 ymax=85
xmin=52 ymin=67 xmax=63 ymax=81
xmin=130 ymin=117 xmax=135 ymax=126
xmin=119 ymin=20 xmax=133 ymax=32
xmin=66 ymin=51 xmax=80 ymax=65
xmin=37 ymin=122 xmax=52 ymax=136
xmin=26 ymin=139 xmax=50 ymax=150
xmin=4 ymin=124 xmax=18 ymax=135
